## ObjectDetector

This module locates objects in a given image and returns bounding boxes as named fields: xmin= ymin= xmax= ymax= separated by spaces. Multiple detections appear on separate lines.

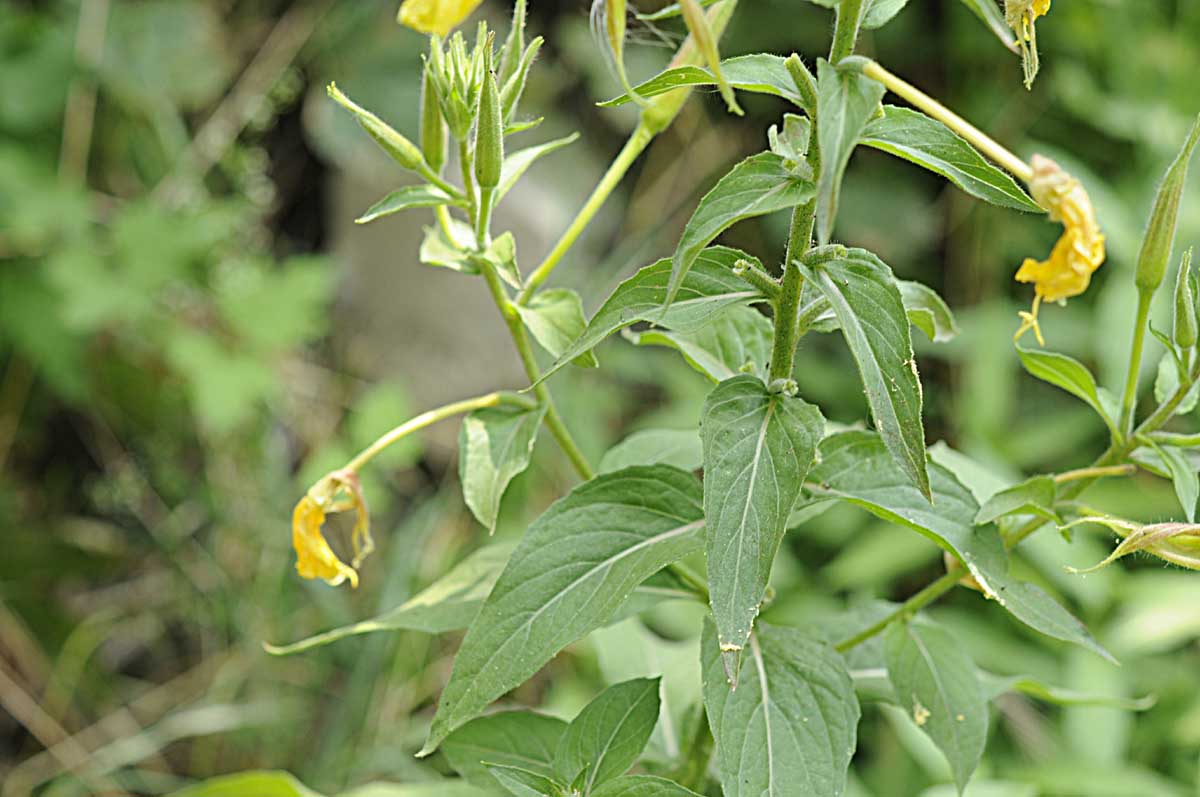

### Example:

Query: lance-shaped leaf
xmin=498 ymin=133 xmax=579 ymax=201
xmin=806 ymin=431 xmax=1113 ymax=662
xmin=702 ymin=620 xmax=860 ymax=797
xmin=459 ymin=402 xmax=548 ymax=533
xmin=885 ymin=620 xmax=988 ymax=794
xmin=443 ymin=711 xmax=566 ymax=791
xmin=801 ymin=0 xmax=911 ymax=29
xmin=515 ymin=288 xmax=599 ymax=367
xmin=668 ymin=153 xmax=815 ymax=304
xmin=815 ymin=59 xmax=886 ymax=244
xmin=860 ymin=107 xmax=1040 ymax=213
xmin=599 ymin=53 xmax=805 ymax=108
xmin=701 ymin=375 xmax=824 ymax=661
xmin=486 ymin=764 xmax=561 ymax=797
xmin=974 ymin=475 xmax=1059 ymax=526
xmin=624 ymin=305 xmax=774 ymax=382
xmin=263 ymin=543 xmax=515 ymax=655
xmin=956 ymin=0 xmax=1018 ymax=52
xmin=598 ymin=429 xmax=703 ymax=475
xmin=590 ymin=776 xmax=704 ymax=797
xmin=978 ymin=672 xmax=1156 ymax=711
xmin=537 ymin=247 xmax=766 ymax=384
xmin=356 ymin=184 xmax=467 ymax=225
xmin=1016 ymin=347 xmax=1120 ymax=439
xmin=898 ymin=280 xmax=959 ymax=343
xmin=800 ymin=248 xmax=930 ymax=498
xmin=555 ymin=678 xmax=661 ymax=790
xmin=421 ymin=466 xmax=705 ymax=754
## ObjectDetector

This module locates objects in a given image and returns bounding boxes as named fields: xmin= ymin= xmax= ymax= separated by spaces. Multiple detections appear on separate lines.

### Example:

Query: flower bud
xmin=1063 ymin=515 xmax=1200 ymax=574
xmin=1134 ymin=115 xmax=1200 ymax=296
xmin=328 ymin=83 xmax=427 ymax=173
xmin=1174 ymin=248 xmax=1197 ymax=349
xmin=475 ymin=66 xmax=504 ymax=190
xmin=420 ymin=67 xmax=447 ymax=174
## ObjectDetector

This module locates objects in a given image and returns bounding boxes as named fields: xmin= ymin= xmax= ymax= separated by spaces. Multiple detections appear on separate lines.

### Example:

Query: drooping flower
xmin=1005 ymin=0 xmax=1051 ymax=89
xmin=1014 ymin=154 xmax=1106 ymax=345
xmin=292 ymin=469 xmax=373 ymax=587
xmin=398 ymin=0 xmax=484 ymax=37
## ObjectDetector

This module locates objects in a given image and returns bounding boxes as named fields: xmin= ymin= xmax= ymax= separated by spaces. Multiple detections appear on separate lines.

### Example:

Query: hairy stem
xmin=830 ymin=0 xmax=867 ymax=63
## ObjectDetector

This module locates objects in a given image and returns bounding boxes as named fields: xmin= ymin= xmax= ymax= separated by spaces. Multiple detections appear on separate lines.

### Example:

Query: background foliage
xmin=2 ymin=0 xmax=1200 ymax=795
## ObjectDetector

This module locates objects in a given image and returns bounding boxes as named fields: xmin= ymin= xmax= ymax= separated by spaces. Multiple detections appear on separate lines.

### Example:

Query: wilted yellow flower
xmin=1063 ymin=516 xmax=1200 ymax=573
xmin=292 ymin=469 xmax=374 ymax=588
xmin=1014 ymin=154 xmax=1106 ymax=345
xmin=398 ymin=0 xmax=483 ymax=37
xmin=1005 ymin=0 xmax=1051 ymax=88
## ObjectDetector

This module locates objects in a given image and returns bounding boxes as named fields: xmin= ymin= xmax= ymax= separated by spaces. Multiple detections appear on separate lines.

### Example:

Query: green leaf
xmin=598 ymin=429 xmax=703 ymax=474
xmin=555 ymin=678 xmax=661 ymax=789
xmin=356 ymin=185 xmax=464 ymax=225
xmin=800 ymin=248 xmax=930 ymax=498
xmin=624 ymin=305 xmax=774 ymax=382
xmin=516 ymin=289 xmax=599 ymax=368
xmin=341 ymin=783 xmax=491 ymax=797
xmin=421 ymin=466 xmax=705 ymax=754
xmin=486 ymin=764 xmax=562 ymax=797
xmin=702 ymin=620 xmax=860 ymax=797
xmin=167 ymin=772 xmax=320 ymax=797
xmin=263 ymin=543 xmax=515 ymax=655
xmin=955 ymin=0 xmax=1019 ymax=52
xmin=885 ymin=620 xmax=988 ymax=794
xmin=1154 ymin=353 xmax=1200 ymax=414
xmin=815 ymin=59 xmax=886 ymax=245
xmin=668 ymin=153 xmax=815 ymax=303
xmin=1147 ymin=439 xmax=1199 ymax=522
xmin=443 ymin=711 xmax=566 ymax=791
xmin=1016 ymin=347 xmax=1120 ymax=439
xmin=807 ymin=431 xmax=1113 ymax=661
xmin=898 ymin=280 xmax=960 ymax=344
xmin=475 ymin=232 xmax=523 ymax=290
xmin=978 ymin=672 xmax=1156 ymax=711
xmin=702 ymin=375 xmax=824 ymax=661
xmin=499 ymin=133 xmax=580 ymax=201
xmin=974 ymin=475 xmax=1059 ymax=525
xmin=538 ymin=247 xmax=766 ymax=384
xmin=459 ymin=402 xmax=547 ymax=532
xmin=802 ymin=0 xmax=911 ymax=29
xmin=419 ymin=218 xmax=480 ymax=275
xmin=860 ymin=107 xmax=1041 ymax=213
xmin=599 ymin=54 xmax=806 ymax=108
xmin=589 ymin=776 xmax=703 ymax=797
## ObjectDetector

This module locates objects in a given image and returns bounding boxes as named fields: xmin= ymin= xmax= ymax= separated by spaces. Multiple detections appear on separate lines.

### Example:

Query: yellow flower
xmin=398 ymin=0 xmax=484 ymax=37
xmin=1014 ymin=154 xmax=1106 ymax=345
xmin=292 ymin=469 xmax=374 ymax=588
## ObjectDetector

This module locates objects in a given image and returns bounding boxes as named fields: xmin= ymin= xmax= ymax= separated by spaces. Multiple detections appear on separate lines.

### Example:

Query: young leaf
xmin=1147 ymin=439 xmax=1199 ymax=522
xmin=860 ymin=107 xmax=1041 ymax=213
xmin=420 ymin=218 xmax=480 ymax=275
xmin=420 ymin=466 xmax=705 ymax=754
xmin=555 ymin=678 xmax=661 ymax=790
xmin=485 ymin=764 xmax=562 ymax=797
xmin=702 ymin=620 xmax=860 ymax=797
xmin=263 ymin=543 xmax=515 ymax=655
xmin=898 ymin=280 xmax=960 ymax=343
xmin=974 ymin=475 xmax=1059 ymax=526
xmin=668 ymin=153 xmax=815 ymax=304
xmin=955 ymin=0 xmax=1019 ymax=52
xmin=515 ymin=288 xmax=599 ymax=367
xmin=498 ymin=133 xmax=580 ymax=201
xmin=589 ymin=776 xmax=704 ymax=797
xmin=815 ymin=59 xmax=886 ymax=245
xmin=885 ymin=620 xmax=988 ymax=794
xmin=701 ymin=375 xmax=824 ymax=662
xmin=598 ymin=429 xmax=704 ymax=474
xmin=459 ymin=402 xmax=548 ymax=533
xmin=443 ymin=711 xmax=566 ymax=790
xmin=801 ymin=0 xmax=912 ymax=29
xmin=624 ymin=305 xmax=774 ymax=382
xmin=799 ymin=248 xmax=930 ymax=499
xmin=1015 ymin=347 xmax=1120 ymax=439
xmin=356 ymin=184 xmax=466 ymax=225
xmin=599 ymin=54 xmax=806 ymax=109
xmin=537 ymin=247 xmax=766 ymax=383
xmin=807 ymin=431 xmax=1112 ymax=661
xmin=1154 ymin=353 xmax=1200 ymax=414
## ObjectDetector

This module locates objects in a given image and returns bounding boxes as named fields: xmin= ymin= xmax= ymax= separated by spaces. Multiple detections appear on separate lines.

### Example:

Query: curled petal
xmin=291 ymin=469 xmax=373 ymax=588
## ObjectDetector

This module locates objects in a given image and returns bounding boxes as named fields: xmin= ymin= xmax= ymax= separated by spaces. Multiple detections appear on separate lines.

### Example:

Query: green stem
xmin=475 ymin=186 xmax=496 ymax=248
xmin=1053 ymin=464 xmax=1136 ymax=484
xmin=1120 ymin=292 xmax=1154 ymax=436
xmin=834 ymin=567 xmax=965 ymax=652
xmin=768 ymin=260 xmax=805 ymax=382
xmin=1150 ymin=431 xmax=1200 ymax=447
xmin=419 ymin=163 xmax=463 ymax=199
xmin=734 ymin=259 xmax=781 ymax=300
xmin=518 ymin=122 xmax=656 ymax=304
xmin=458 ymin=139 xmax=477 ymax=228
xmin=344 ymin=392 xmax=520 ymax=473
xmin=830 ymin=0 xmax=868 ymax=62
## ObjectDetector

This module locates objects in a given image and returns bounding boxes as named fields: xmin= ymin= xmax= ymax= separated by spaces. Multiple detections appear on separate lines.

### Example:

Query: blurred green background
xmin=2 ymin=0 xmax=1200 ymax=795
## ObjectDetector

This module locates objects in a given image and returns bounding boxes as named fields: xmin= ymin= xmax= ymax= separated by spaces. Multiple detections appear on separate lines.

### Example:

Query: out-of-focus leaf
xmin=978 ymin=672 xmax=1156 ymax=711
xmin=801 ymin=0 xmax=912 ymax=29
xmin=499 ymin=133 xmax=580 ymax=200
xmin=898 ymin=281 xmax=960 ymax=344
xmin=599 ymin=54 xmax=805 ymax=108
xmin=598 ymin=429 xmax=703 ymax=474
xmin=955 ymin=0 xmax=1018 ymax=52
xmin=974 ymin=475 xmax=1059 ymax=525
xmin=167 ymin=772 xmax=320 ymax=797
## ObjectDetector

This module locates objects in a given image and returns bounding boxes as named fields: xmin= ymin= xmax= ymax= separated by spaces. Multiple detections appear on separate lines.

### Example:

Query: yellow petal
xmin=398 ymin=0 xmax=484 ymax=37
xmin=292 ymin=495 xmax=358 ymax=587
